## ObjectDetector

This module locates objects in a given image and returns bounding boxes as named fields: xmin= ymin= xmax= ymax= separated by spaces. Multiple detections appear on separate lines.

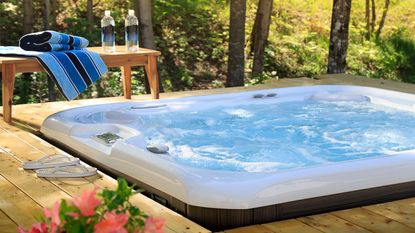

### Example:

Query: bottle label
xmin=126 ymin=25 xmax=139 ymax=44
xmin=102 ymin=25 xmax=115 ymax=43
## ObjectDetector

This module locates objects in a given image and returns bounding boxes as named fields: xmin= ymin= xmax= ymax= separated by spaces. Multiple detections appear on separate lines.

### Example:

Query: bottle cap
xmin=105 ymin=10 xmax=111 ymax=16
xmin=128 ymin=10 xmax=135 ymax=16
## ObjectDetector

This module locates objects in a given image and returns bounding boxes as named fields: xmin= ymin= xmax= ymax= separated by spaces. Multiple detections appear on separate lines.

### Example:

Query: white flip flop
xmin=35 ymin=165 xmax=98 ymax=178
xmin=23 ymin=154 xmax=80 ymax=170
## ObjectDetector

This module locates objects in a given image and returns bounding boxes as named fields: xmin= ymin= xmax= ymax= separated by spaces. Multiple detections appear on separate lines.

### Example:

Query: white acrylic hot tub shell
xmin=41 ymin=85 xmax=415 ymax=209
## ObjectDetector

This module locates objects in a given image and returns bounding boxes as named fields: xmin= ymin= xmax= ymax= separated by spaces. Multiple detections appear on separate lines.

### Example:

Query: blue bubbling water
xmin=139 ymin=100 xmax=415 ymax=172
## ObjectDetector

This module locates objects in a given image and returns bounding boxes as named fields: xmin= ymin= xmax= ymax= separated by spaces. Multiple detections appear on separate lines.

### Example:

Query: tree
xmin=42 ymin=0 xmax=57 ymax=101
xmin=135 ymin=0 xmax=164 ymax=93
xmin=376 ymin=0 xmax=391 ymax=39
xmin=365 ymin=0 xmax=370 ymax=40
xmin=50 ymin=0 xmax=58 ymax=29
xmin=371 ymin=0 xmax=376 ymax=32
xmin=43 ymin=0 xmax=50 ymax=30
xmin=23 ymin=0 xmax=33 ymax=34
xmin=226 ymin=0 xmax=246 ymax=87
xmin=87 ymin=0 xmax=93 ymax=37
xmin=21 ymin=0 xmax=35 ymax=103
xmin=250 ymin=0 xmax=273 ymax=77
xmin=136 ymin=0 xmax=156 ymax=50
xmin=327 ymin=0 xmax=352 ymax=74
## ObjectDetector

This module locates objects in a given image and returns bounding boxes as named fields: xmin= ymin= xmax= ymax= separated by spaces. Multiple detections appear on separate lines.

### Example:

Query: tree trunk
xmin=22 ymin=1 xmax=34 ymax=104
xmin=327 ymin=0 xmax=352 ymax=74
xmin=87 ymin=0 xmax=93 ymax=38
xmin=365 ymin=0 xmax=370 ymax=40
xmin=43 ymin=0 xmax=50 ymax=30
xmin=226 ymin=0 xmax=246 ymax=87
xmin=376 ymin=0 xmax=390 ymax=39
xmin=251 ymin=0 xmax=273 ymax=77
xmin=136 ymin=0 xmax=164 ymax=93
xmin=137 ymin=0 xmax=156 ymax=50
xmin=43 ymin=0 xmax=57 ymax=101
xmin=23 ymin=0 xmax=33 ymax=34
xmin=50 ymin=0 xmax=58 ymax=29
xmin=371 ymin=0 xmax=376 ymax=32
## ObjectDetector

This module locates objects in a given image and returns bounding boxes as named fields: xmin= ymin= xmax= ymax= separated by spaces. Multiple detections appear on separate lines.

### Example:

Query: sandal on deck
xmin=36 ymin=165 xmax=98 ymax=178
xmin=23 ymin=154 xmax=80 ymax=170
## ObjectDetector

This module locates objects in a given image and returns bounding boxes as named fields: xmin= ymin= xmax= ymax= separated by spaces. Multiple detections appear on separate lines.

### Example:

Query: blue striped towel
xmin=0 ymin=46 xmax=107 ymax=100
xmin=19 ymin=31 xmax=89 ymax=52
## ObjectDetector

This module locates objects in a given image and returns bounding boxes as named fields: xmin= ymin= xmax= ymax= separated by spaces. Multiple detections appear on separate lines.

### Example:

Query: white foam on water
xmin=296 ymin=148 xmax=329 ymax=163
xmin=322 ymin=132 xmax=350 ymax=145
xmin=224 ymin=108 xmax=254 ymax=118
xmin=205 ymin=119 xmax=216 ymax=126
xmin=194 ymin=145 xmax=235 ymax=160
xmin=135 ymin=98 xmax=415 ymax=172
xmin=299 ymin=126 xmax=318 ymax=138
xmin=310 ymin=92 xmax=370 ymax=102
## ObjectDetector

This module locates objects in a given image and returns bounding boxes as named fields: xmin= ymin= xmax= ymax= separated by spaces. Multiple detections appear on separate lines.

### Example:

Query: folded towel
xmin=19 ymin=31 xmax=89 ymax=51
xmin=0 ymin=46 xmax=107 ymax=100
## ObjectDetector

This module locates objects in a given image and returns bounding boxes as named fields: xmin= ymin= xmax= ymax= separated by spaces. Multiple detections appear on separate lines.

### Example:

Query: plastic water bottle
xmin=125 ymin=9 xmax=139 ymax=52
xmin=101 ymin=10 xmax=115 ymax=53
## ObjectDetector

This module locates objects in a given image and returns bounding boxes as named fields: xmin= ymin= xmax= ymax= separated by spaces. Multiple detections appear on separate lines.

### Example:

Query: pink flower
xmin=72 ymin=188 xmax=101 ymax=216
xmin=18 ymin=222 xmax=48 ymax=233
xmin=94 ymin=211 xmax=129 ymax=233
xmin=66 ymin=212 xmax=79 ymax=219
xmin=44 ymin=201 xmax=61 ymax=233
xmin=142 ymin=217 xmax=165 ymax=233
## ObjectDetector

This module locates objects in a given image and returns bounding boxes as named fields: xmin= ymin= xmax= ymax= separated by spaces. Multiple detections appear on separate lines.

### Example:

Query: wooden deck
xmin=0 ymin=121 xmax=210 ymax=233
xmin=1 ymin=74 xmax=415 ymax=232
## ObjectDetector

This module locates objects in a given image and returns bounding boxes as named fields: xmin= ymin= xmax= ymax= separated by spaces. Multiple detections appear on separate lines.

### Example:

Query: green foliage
xmin=383 ymin=28 xmax=415 ymax=83
xmin=154 ymin=0 xmax=228 ymax=91
xmin=28 ymin=178 xmax=151 ymax=233
xmin=1 ymin=0 xmax=415 ymax=105
xmin=0 ymin=1 xmax=23 ymax=45
xmin=99 ymin=178 xmax=148 ymax=232
xmin=262 ymin=32 xmax=329 ymax=79
xmin=256 ymin=0 xmax=415 ymax=83
xmin=347 ymin=28 xmax=415 ymax=83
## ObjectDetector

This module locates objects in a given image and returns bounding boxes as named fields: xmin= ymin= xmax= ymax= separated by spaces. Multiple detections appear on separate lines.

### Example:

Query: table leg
xmin=121 ymin=65 xmax=132 ymax=99
xmin=2 ymin=64 xmax=16 ymax=123
xmin=144 ymin=55 xmax=160 ymax=99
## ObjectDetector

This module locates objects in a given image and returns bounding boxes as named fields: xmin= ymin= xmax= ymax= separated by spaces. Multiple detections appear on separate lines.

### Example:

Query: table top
xmin=0 ymin=46 xmax=161 ymax=64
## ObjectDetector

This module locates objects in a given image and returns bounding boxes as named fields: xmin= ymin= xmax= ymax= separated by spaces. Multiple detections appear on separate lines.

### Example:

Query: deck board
xmin=1 ymin=75 xmax=415 ymax=232
xmin=298 ymin=213 xmax=372 ymax=233
xmin=363 ymin=198 xmax=415 ymax=229
xmin=223 ymin=225 xmax=275 ymax=233
xmin=0 ymin=175 xmax=43 ymax=229
xmin=0 ymin=210 xmax=18 ymax=233
xmin=0 ymin=148 xmax=71 ymax=207
xmin=332 ymin=207 xmax=415 ymax=233
xmin=262 ymin=219 xmax=323 ymax=233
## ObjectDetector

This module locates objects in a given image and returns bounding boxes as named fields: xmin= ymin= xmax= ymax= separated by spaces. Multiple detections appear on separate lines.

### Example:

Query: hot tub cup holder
xmin=69 ymin=124 xmax=139 ymax=147
xmin=93 ymin=132 xmax=123 ymax=146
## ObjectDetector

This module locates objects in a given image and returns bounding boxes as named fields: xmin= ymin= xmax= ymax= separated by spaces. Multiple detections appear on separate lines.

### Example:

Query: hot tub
xmin=41 ymin=85 xmax=415 ymax=230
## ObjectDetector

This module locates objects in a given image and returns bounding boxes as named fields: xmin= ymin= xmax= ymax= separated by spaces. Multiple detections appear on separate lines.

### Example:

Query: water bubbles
xmin=138 ymin=99 xmax=415 ymax=172
xmin=224 ymin=108 xmax=254 ymax=118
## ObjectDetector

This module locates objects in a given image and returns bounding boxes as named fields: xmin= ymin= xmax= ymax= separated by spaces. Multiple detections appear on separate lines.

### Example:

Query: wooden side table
xmin=0 ymin=46 xmax=161 ymax=123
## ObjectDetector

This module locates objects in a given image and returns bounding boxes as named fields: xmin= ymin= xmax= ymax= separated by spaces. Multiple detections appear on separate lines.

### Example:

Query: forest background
xmin=0 ymin=0 xmax=414 ymax=104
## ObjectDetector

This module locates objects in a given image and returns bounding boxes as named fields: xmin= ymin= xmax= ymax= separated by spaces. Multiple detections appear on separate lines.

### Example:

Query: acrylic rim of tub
xmin=41 ymin=85 xmax=415 ymax=211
